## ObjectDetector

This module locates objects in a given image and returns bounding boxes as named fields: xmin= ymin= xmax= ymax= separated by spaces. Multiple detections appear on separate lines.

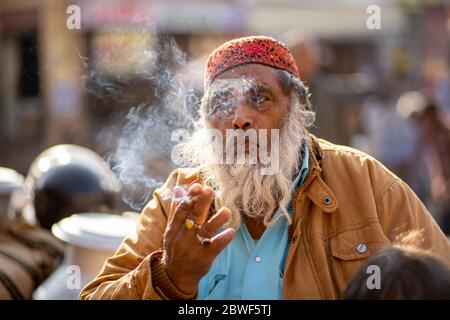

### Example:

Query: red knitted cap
xmin=204 ymin=36 xmax=300 ymax=90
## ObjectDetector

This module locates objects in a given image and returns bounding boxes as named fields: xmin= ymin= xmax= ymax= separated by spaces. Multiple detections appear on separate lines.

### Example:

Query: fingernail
xmin=191 ymin=184 xmax=202 ymax=193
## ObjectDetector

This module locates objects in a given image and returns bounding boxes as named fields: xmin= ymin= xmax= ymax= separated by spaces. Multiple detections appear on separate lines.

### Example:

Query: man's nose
xmin=232 ymin=102 xmax=254 ymax=130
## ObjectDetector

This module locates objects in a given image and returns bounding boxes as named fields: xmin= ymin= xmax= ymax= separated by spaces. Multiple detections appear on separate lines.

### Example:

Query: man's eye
xmin=209 ymin=98 xmax=235 ymax=118
xmin=250 ymin=95 xmax=268 ymax=105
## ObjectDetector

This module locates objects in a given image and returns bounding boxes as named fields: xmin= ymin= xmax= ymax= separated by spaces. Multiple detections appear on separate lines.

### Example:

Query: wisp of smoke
xmin=82 ymin=29 xmax=202 ymax=211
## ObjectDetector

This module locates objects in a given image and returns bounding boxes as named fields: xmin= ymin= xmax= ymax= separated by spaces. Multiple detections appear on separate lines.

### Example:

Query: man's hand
xmin=162 ymin=183 xmax=235 ymax=294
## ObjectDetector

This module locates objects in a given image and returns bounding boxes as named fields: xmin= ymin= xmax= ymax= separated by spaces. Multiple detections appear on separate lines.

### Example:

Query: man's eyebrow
xmin=246 ymin=83 xmax=273 ymax=93
xmin=210 ymin=88 xmax=232 ymax=96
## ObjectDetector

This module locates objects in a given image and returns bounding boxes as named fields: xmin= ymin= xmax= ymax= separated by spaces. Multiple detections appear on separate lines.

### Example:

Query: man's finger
xmin=188 ymin=186 xmax=214 ymax=226
xmin=198 ymin=207 xmax=231 ymax=238
xmin=209 ymin=228 xmax=236 ymax=256
xmin=167 ymin=184 xmax=202 ymax=235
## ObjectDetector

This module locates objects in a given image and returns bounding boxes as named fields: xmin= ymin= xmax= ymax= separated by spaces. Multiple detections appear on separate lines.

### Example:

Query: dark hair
xmin=343 ymin=245 xmax=450 ymax=300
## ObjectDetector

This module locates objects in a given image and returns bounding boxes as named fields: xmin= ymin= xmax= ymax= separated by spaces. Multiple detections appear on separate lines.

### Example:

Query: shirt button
xmin=357 ymin=243 xmax=368 ymax=254
xmin=255 ymin=256 xmax=262 ymax=263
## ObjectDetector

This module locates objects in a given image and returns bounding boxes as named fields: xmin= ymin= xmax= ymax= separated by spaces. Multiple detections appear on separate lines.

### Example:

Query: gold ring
xmin=196 ymin=233 xmax=211 ymax=246
xmin=184 ymin=218 xmax=196 ymax=230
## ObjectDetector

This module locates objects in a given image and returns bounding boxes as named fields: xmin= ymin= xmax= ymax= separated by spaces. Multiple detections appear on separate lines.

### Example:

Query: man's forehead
xmin=208 ymin=77 xmax=262 ymax=94
xmin=209 ymin=64 xmax=281 ymax=93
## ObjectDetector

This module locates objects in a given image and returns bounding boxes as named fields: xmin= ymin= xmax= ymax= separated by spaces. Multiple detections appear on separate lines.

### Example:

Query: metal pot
xmin=33 ymin=212 xmax=138 ymax=300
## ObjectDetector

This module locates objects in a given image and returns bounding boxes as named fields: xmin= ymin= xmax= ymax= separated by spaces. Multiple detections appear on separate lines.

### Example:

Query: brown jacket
xmin=80 ymin=135 xmax=450 ymax=300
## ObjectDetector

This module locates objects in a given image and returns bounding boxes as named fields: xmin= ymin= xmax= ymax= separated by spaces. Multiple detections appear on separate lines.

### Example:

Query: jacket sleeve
xmin=79 ymin=171 xmax=180 ymax=300
xmin=377 ymin=177 xmax=450 ymax=266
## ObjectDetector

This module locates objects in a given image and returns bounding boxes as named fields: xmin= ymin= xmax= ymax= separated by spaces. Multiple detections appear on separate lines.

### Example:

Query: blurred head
xmin=181 ymin=36 xmax=315 ymax=228
xmin=344 ymin=238 xmax=450 ymax=300
xmin=281 ymin=30 xmax=320 ymax=83
xmin=396 ymin=91 xmax=439 ymax=127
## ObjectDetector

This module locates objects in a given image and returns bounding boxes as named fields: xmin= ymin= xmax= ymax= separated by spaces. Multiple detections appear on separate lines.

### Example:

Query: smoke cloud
xmin=82 ymin=30 xmax=202 ymax=210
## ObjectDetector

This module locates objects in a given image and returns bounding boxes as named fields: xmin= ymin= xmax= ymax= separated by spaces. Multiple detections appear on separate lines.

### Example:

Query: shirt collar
xmin=292 ymin=139 xmax=309 ymax=190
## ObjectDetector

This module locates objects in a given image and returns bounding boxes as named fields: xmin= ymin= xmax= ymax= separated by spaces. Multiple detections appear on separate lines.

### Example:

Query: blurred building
xmin=0 ymin=0 xmax=87 ymax=173
xmin=0 ymin=0 xmax=246 ymax=174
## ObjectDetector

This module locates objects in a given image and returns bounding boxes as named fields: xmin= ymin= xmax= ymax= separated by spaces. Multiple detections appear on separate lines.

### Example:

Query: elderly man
xmin=80 ymin=36 xmax=450 ymax=300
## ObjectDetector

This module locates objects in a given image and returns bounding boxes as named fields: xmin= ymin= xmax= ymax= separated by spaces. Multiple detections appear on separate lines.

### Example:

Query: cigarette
xmin=184 ymin=195 xmax=193 ymax=205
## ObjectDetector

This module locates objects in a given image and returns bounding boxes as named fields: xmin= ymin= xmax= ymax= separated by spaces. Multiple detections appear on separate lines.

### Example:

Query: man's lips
xmin=233 ymin=141 xmax=259 ymax=153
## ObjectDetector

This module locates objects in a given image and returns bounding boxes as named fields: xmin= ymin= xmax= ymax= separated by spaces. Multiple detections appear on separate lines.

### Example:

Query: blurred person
xmin=282 ymin=31 xmax=326 ymax=134
xmin=282 ymin=30 xmax=347 ymax=144
xmin=0 ymin=167 xmax=64 ymax=299
xmin=81 ymin=36 xmax=450 ymax=300
xmin=354 ymin=90 xmax=424 ymax=198
xmin=281 ymin=30 xmax=320 ymax=85
xmin=434 ymin=72 xmax=450 ymax=125
xmin=397 ymin=92 xmax=450 ymax=235
xmin=0 ymin=145 xmax=122 ymax=300
xmin=422 ymin=58 xmax=450 ymax=125
xmin=344 ymin=231 xmax=450 ymax=299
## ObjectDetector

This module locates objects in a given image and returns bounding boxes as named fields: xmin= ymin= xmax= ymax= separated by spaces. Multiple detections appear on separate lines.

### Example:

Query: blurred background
xmin=1 ymin=0 xmax=450 ymax=299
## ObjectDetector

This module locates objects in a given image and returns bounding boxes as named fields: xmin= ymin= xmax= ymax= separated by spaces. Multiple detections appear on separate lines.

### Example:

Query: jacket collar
xmin=300 ymin=133 xmax=339 ymax=214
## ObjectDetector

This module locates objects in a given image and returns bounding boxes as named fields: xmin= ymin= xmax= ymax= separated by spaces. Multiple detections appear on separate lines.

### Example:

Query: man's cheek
xmin=207 ymin=117 xmax=232 ymax=132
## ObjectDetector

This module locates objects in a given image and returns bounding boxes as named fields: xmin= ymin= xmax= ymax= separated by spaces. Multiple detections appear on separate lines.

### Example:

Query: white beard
xmin=180 ymin=98 xmax=312 ymax=229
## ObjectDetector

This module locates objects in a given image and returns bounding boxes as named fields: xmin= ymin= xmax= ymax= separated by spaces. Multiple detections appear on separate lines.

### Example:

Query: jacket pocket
xmin=329 ymin=222 xmax=390 ymax=284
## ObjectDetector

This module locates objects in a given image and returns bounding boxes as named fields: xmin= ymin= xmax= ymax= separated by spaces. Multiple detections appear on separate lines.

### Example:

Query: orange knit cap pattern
xmin=204 ymin=36 xmax=300 ymax=90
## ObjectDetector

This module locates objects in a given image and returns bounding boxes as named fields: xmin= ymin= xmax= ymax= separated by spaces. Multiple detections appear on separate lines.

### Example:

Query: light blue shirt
xmin=197 ymin=142 xmax=309 ymax=300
